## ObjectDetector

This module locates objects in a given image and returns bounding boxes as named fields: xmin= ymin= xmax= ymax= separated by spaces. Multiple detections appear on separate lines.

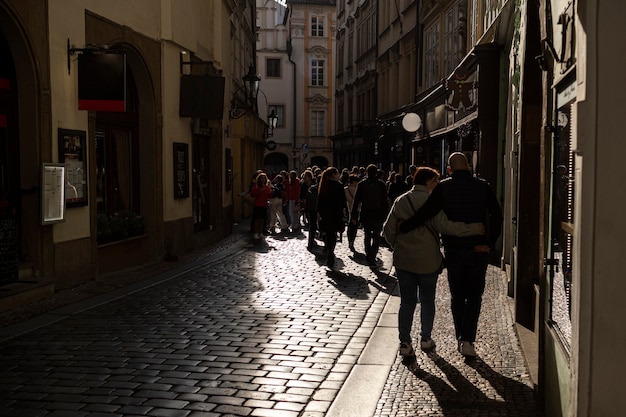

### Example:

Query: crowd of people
xmin=243 ymin=153 xmax=502 ymax=361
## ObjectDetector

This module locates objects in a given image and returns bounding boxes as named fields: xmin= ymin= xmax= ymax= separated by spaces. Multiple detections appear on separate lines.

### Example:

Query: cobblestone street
xmin=0 ymin=225 xmax=542 ymax=417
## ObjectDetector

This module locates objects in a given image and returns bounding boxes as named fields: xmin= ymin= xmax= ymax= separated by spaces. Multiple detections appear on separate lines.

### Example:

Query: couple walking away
xmin=384 ymin=153 xmax=502 ymax=359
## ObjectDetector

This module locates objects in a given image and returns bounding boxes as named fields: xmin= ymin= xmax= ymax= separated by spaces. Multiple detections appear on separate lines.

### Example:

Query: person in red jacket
xmin=249 ymin=172 xmax=272 ymax=239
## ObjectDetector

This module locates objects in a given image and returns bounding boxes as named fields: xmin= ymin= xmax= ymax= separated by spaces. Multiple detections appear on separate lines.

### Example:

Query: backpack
xmin=305 ymin=184 xmax=318 ymax=211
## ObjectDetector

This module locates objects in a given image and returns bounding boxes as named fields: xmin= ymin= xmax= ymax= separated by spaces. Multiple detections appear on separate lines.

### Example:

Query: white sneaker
xmin=399 ymin=342 xmax=415 ymax=357
xmin=420 ymin=339 xmax=436 ymax=351
xmin=458 ymin=341 xmax=476 ymax=357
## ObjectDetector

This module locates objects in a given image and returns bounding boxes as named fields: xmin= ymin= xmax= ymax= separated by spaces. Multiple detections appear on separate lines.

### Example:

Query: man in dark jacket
xmin=399 ymin=152 xmax=502 ymax=358
xmin=351 ymin=164 xmax=389 ymax=268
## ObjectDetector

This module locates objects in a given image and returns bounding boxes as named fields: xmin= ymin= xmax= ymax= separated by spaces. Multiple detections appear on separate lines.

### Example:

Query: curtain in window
xmin=112 ymin=128 xmax=131 ymax=212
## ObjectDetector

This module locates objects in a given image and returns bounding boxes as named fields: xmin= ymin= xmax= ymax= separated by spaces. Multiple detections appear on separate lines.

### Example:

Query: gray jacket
xmin=383 ymin=185 xmax=482 ymax=274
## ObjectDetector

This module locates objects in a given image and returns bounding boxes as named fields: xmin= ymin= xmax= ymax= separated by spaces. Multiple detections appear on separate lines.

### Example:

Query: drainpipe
xmin=287 ymin=39 xmax=296 ymax=151
xmin=286 ymin=8 xmax=297 ymax=157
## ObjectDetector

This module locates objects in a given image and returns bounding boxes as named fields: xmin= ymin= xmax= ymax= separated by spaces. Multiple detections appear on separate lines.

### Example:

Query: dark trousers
xmin=307 ymin=210 xmax=317 ymax=247
xmin=444 ymin=247 xmax=489 ymax=342
xmin=323 ymin=230 xmax=337 ymax=262
xmin=346 ymin=221 xmax=358 ymax=246
xmin=362 ymin=223 xmax=382 ymax=263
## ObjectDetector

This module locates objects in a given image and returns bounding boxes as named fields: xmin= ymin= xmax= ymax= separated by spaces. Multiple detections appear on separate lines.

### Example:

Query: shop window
xmin=549 ymin=102 xmax=575 ymax=350
xmin=95 ymin=68 xmax=142 ymax=244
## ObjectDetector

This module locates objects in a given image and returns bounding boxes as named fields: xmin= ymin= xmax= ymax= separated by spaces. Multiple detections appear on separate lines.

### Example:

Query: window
xmin=338 ymin=41 xmax=344 ymax=74
xmin=444 ymin=1 xmax=466 ymax=76
xmin=311 ymin=60 xmax=325 ymax=86
xmin=311 ymin=110 xmax=325 ymax=136
xmin=266 ymin=58 xmax=281 ymax=78
xmin=311 ymin=16 xmax=324 ymax=37
xmin=95 ymin=125 xmax=139 ymax=216
xmin=424 ymin=22 xmax=440 ymax=88
xmin=269 ymin=105 xmax=285 ymax=128
xmin=95 ymin=68 xmax=140 ymax=218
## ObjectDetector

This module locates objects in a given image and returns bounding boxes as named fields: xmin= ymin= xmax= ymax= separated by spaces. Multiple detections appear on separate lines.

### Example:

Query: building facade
xmin=256 ymin=0 xmax=293 ymax=176
xmin=332 ymin=0 xmax=379 ymax=170
xmin=0 ymin=0 xmax=265 ymax=310
xmin=280 ymin=0 xmax=336 ymax=173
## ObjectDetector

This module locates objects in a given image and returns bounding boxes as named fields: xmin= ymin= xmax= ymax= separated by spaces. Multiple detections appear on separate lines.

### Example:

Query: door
xmin=546 ymin=99 xmax=576 ymax=351
xmin=0 ymin=33 xmax=19 ymax=285
xmin=192 ymin=134 xmax=210 ymax=232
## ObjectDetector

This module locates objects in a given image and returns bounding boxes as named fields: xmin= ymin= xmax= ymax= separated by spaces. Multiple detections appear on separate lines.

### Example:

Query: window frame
xmin=266 ymin=58 xmax=282 ymax=78
xmin=311 ymin=16 xmax=325 ymax=37
xmin=311 ymin=110 xmax=325 ymax=137
xmin=311 ymin=59 xmax=325 ymax=86
xmin=423 ymin=21 xmax=441 ymax=88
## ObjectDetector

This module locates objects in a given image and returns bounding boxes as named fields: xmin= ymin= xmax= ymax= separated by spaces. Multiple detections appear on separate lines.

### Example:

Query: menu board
xmin=41 ymin=163 xmax=66 ymax=224
xmin=58 ymin=128 xmax=88 ymax=207
xmin=173 ymin=142 xmax=189 ymax=199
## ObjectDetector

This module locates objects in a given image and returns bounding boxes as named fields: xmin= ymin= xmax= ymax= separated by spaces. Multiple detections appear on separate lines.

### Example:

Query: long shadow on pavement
xmin=403 ymin=352 xmax=542 ymax=417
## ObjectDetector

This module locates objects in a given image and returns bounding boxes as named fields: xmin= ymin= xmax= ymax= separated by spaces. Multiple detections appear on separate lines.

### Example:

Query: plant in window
xmin=97 ymin=212 xmax=145 ymax=244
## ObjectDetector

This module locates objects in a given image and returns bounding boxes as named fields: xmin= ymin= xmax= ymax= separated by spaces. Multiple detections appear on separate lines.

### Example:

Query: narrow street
xmin=0 ymin=224 xmax=542 ymax=417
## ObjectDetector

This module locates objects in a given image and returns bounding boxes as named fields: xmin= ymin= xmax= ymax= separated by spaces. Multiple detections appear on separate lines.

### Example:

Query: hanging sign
xmin=443 ymin=66 xmax=478 ymax=112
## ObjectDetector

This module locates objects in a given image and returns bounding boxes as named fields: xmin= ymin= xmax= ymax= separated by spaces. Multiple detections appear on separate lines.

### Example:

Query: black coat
xmin=317 ymin=180 xmax=347 ymax=233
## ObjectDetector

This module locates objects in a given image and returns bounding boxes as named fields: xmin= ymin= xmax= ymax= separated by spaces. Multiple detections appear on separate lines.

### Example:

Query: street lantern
xmin=268 ymin=109 xmax=278 ymax=131
xmin=264 ymin=109 xmax=278 ymax=140
xmin=242 ymin=65 xmax=261 ymax=103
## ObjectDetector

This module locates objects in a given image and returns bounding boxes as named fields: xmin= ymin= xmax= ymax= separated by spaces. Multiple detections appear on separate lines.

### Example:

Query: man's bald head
xmin=448 ymin=152 xmax=470 ymax=172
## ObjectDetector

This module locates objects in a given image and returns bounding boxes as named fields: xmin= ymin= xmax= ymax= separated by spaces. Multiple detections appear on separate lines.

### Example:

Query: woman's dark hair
xmin=413 ymin=167 xmax=440 ymax=186
xmin=319 ymin=167 xmax=339 ymax=196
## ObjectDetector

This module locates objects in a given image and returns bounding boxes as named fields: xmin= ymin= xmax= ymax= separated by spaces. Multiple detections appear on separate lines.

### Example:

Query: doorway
xmin=0 ymin=30 xmax=19 ymax=285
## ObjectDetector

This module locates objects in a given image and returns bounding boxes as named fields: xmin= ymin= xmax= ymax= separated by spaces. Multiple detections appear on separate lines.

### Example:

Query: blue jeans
xmin=444 ymin=246 xmax=488 ymax=342
xmin=397 ymin=269 xmax=438 ymax=343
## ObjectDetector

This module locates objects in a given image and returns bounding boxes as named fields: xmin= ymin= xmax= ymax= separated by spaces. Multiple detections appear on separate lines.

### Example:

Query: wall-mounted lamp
xmin=229 ymin=65 xmax=262 ymax=119
xmin=264 ymin=109 xmax=278 ymax=140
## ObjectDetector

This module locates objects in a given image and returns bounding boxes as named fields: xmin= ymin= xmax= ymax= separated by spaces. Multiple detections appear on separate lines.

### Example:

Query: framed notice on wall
xmin=58 ymin=128 xmax=88 ymax=207
xmin=41 ymin=163 xmax=66 ymax=224
xmin=173 ymin=142 xmax=189 ymax=199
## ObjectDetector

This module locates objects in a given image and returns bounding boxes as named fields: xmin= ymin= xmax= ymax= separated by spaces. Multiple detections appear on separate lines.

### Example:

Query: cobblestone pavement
xmin=0 ymin=225 xmax=542 ymax=417
xmin=373 ymin=266 xmax=543 ymax=417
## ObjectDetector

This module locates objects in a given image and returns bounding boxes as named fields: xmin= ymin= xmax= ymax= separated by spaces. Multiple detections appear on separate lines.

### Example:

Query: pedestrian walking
xmin=344 ymin=174 xmax=360 ymax=252
xmin=286 ymin=170 xmax=302 ymax=234
xmin=305 ymin=174 xmax=321 ymax=250
xmin=316 ymin=167 xmax=347 ymax=269
xmin=300 ymin=170 xmax=314 ymax=230
xmin=387 ymin=172 xmax=409 ymax=205
xmin=406 ymin=164 xmax=417 ymax=186
xmin=268 ymin=175 xmax=288 ymax=234
xmin=249 ymin=172 xmax=272 ymax=240
xmin=351 ymin=164 xmax=389 ymax=268
xmin=384 ymin=166 xmax=484 ymax=360
xmin=399 ymin=152 xmax=502 ymax=357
